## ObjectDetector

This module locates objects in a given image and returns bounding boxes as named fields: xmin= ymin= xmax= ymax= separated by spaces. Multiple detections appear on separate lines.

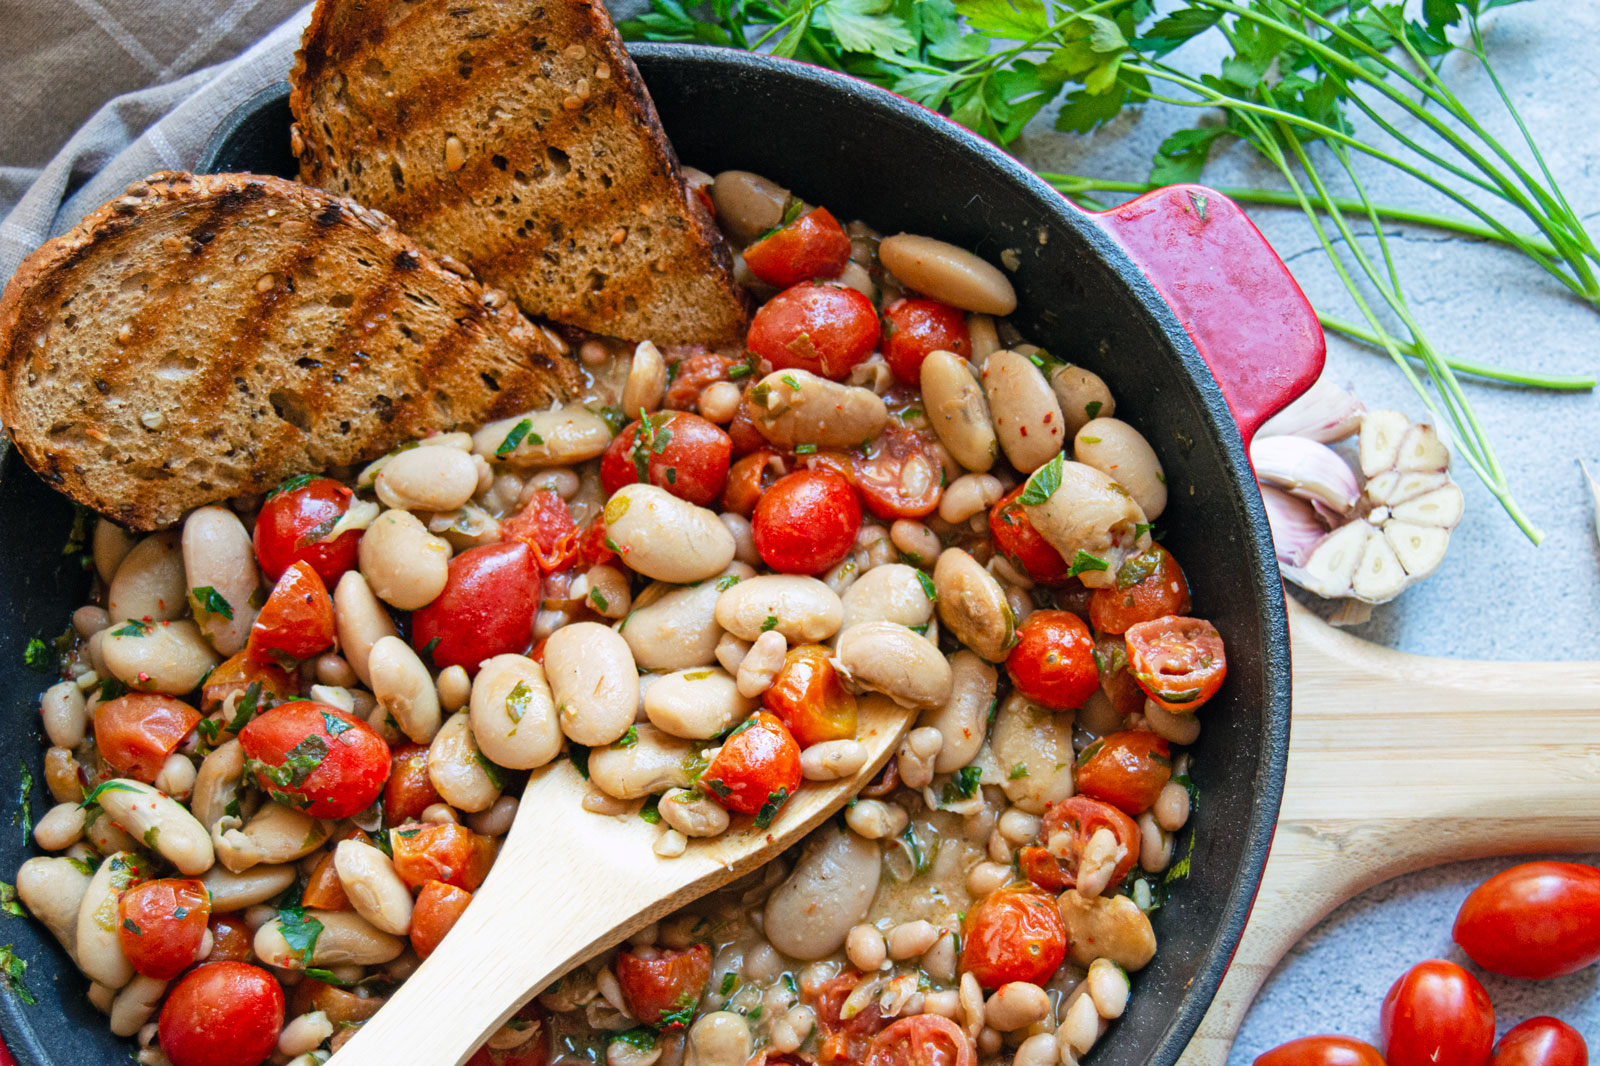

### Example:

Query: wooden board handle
xmin=1177 ymin=598 xmax=1600 ymax=1065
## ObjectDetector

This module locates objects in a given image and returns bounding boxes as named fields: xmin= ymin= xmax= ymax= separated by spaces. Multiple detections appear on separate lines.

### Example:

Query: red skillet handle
xmin=1080 ymin=184 xmax=1324 ymax=444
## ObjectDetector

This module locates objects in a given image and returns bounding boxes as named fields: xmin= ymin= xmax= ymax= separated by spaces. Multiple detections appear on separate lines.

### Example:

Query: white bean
xmin=622 ymin=565 xmax=754 ymax=671
xmin=427 ymin=712 xmax=502 ymax=813
xmin=933 ymin=548 xmax=1014 ymax=662
xmin=656 ymin=788 xmax=730 ymax=838
xmin=108 ymin=532 xmax=186 ymax=623
xmin=254 ymin=910 xmax=405 ymax=969
xmin=1050 ymin=364 xmax=1115 ymax=436
xmin=888 ymin=520 xmax=941 ymax=568
xmin=799 ymin=740 xmax=869 ymax=781
xmin=191 ymin=740 xmax=245 ymax=834
xmin=587 ymin=724 xmax=697 ymax=800
xmin=938 ymin=474 xmax=1003 ymax=524
xmin=982 ymin=350 xmax=1067 ymax=474
xmin=333 ymin=571 xmax=399 ymax=686
xmin=763 ymin=825 xmax=880 ymax=960
xmin=545 ymin=622 xmax=639 ymax=746
xmin=916 ymin=651 xmax=997 ymax=772
xmin=746 ymin=369 xmax=888 ymax=449
xmin=735 ymin=630 xmax=787 ymax=698
xmin=465 ymin=655 xmax=561 ymax=770
xmin=77 ymin=852 xmax=142 ymax=988
xmin=96 ymin=778 xmax=214 ymax=875
xmin=201 ymin=864 xmax=297 ymax=911
xmin=469 ymin=795 xmax=519 ymax=837
xmin=846 ymin=799 xmax=907 ymax=840
xmin=181 ymin=506 xmax=260 ymax=655
xmin=684 ymin=1011 xmax=753 ymax=1066
xmin=153 ymin=753 xmax=196 ymax=800
xmin=921 ymin=351 xmax=997 ymax=474
xmin=984 ymin=982 xmax=1050 ymax=1031
xmin=213 ymin=804 xmax=329 ymax=873
xmin=991 ymin=695 xmax=1075 ymax=814
xmin=1060 ymin=989 xmax=1105 ymax=1054
xmin=712 ymin=170 xmax=790 ymax=243
xmin=473 ymin=405 xmax=614 ymax=468
xmin=437 ymin=664 xmax=472 ymax=712
xmin=605 ymin=486 xmax=736 ymax=584
xmin=370 ymin=636 xmax=441 ymax=744
xmin=833 ymin=622 xmax=952 ymax=710
xmin=103 ymin=620 xmax=220 ymax=695
xmin=279 ymin=1011 xmax=336 ymax=1058
xmin=645 ymin=668 xmax=756 ymax=740
xmin=16 ymin=857 xmax=90 ymax=963
xmin=110 ymin=975 xmax=168 ymax=1037
xmin=1075 ymin=417 xmax=1167 ymax=520
xmin=93 ymin=521 xmax=136 ymax=585
xmin=839 ymin=564 xmax=935 ymax=632
xmin=878 ymin=234 xmax=1016 ymax=315
xmin=335 ymin=839 xmax=414 ymax=936
xmin=1059 ymin=890 xmax=1158 ymax=971
xmin=1144 ymin=697 xmax=1202 ymax=745
xmin=574 ymin=565 xmax=632 ymax=620
xmin=886 ymin=920 xmax=938 ymax=960
xmin=699 ymin=381 xmax=742 ymax=423
xmin=1138 ymin=812 xmax=1173 ymax=873
xmin=33 ymin=803 xmax=85 ymax=851
xmin=376 ymin=445 xmax=480 ymax=513
xmin=1021 ymin=460 xmax=1149 ymax=591
xmin=1015 ymin=1032 xmax=1058 ymax=1066
xmin=715 ymin=575 xmax=843 ymax=644
xmin=845 ymin=925 xmax=887 ymax=971
xmin=41 ymin=681 xmax=87 ymax=748
xmin=360 ymin=509 xmax=453 ymax=610
xmin=623 ymin=340 xmax=668 ymax=416
xmin=1086 ymin=957 xmax=1131 ymax=1018
xmin=1155 ymin=780 xmax=1192 ymax=832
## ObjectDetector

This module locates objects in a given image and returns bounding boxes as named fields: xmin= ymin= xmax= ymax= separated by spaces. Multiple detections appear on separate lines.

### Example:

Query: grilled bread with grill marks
xmin=289 ymin=0 xmax=750 ymax=346
xmin=0 ymin=172 xmax=579 ymax=531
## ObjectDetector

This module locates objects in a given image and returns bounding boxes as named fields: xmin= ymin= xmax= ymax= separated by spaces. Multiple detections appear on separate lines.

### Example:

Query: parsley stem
xmin=1317 ymin=315 xmax=1597 ymax=392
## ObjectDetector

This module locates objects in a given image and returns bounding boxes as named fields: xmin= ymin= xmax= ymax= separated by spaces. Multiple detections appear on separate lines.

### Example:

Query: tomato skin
xmin=702 ymin=712 xmax=803 ymax=818
xmin=1253 ymin=1036 xmax=1388 ymax=1066
xmin=411 ymin=541 xmax=541 ymax=675
xmin=94 ymin=694 xmax=201 ymax=782
xmin=238 ymin=700 xmax=390 ymax=819
xmin=1380 ymin=959 xmax=1495 ymax=1066
xmin=742 ymin=207 xmax=853 ymax=289
xmin=301 ymin=848 xmax=350 ymax=912
xmin=390 ymin=823 xmax=497 ymax=891
xmin=1452 ymin=861 xmax=1600 ymax=980
xmin=411 ymin=879 xmax=474 ymax=959
xmin=205 ymin=913 xmax=253 ymax=964
xmin=881 ymin=298 xmax=970 ymax=384
xmin=1094 ymin=633 xmax=1146 ymax=717
xmin=465 ymin=1002 xmax=551 ymax=1066
xmin=809 ymin=971 xmax=891 ymax=1064
xmin=384 ymin=743 xmax=442 ymax=825
xmin=864 ymin=1015 xmax=975 ymax=1066
xmin=665 ymin=350 xmax=739 ymax=411
xmin=500 ymin=491 xmax=580 ymax=573
xmin=615 ymin=943 xmax=713 ymax=1028
xmin=960 ymin=884 xmax=1067 ymax=989
xmin=763 ymin=645 xmax=858 ymax=748
xmin=989 ymin=486 xmax=1072 ymax=584
xmin=247 ymin=561 xmax=335 ymax=664
xmin=839 ymin=422 xmax=944 ymax=521
xmin=600 ymin=411 xmax=733 ymax=506
xmin=1089 ymin=544 xmax=1192 ymax=635
xmin=1075 ymin=730 xmax=1172 ymax=815
xmin=723 ymin=450 xmax=787 ymax=517
xmin=1494 ymin=1018 xmax=1589 ymax=1066
xmin=1006 ymin=610 xmax=1099 ymax=710
xmin=118 ymin=878 xmax=211 ymax=980
xmin=1020 ymin=796 xmax=1140 ymax=893
xmin=752 ymin=469 xmax=862 ymax=575
xmin=253 ymin=475 xmax=363 ymax=584
xmin=200 ymin=653 xmax=296 ymax=717
xmin=1124 ymin=615 xmax=1227 ymax=712
xmin=747 ymin=282 xmax=881 ymax=380
xmin=158 ymin=961 xmax=285 ymax=1066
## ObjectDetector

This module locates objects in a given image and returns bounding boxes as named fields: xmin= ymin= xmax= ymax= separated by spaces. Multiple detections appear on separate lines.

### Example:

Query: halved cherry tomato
xmin=93 ymin=694 xmax=201 ymax=782
xmin=989 ymin=486 xmax=1072 ymax=584
xmin=763 ymin=644 xmax=858 ymax=747
xmin=615 ymin=943 xmax=712 ymax=1029
xmin=808 ymin=971 xmax=890 ymax=1065
xmin=1380 ymin=959 xmax=1494 ymax=1066
xmin=574 ymin=516 xmax=617 ymax=569
xmin=390 ymin=822 xmax=497 ymax=891
xmin=865 ymin=1015 xmax=975 ymax=1066
xmin=466 ymin=1002 xmax=551 ymax=1066
xmin=253 ymin=474 xmax=364 ymax=584
xmin=1019 ymin=796 xmax=1139 ymax=893
xmin=158 ymin=961 xmax=284 ymax=1066
xmin=665 ymin=350 xmax=739 ymax=411
xmin=1124 ymin=615 xmax=1227 ymax=713
xmin=701 ymin=712 xmax=802 ymax=822
xmin=842 ymin=422 xmax=943 ymax=521
xmin=118 ymin=877 xmax=211 ymax=980
xmin=301 ymin=847 xmax=350 ymax=912
xmin=411 ymin=541 xmax=541 ymax=675
xmin=1452 ymin=861 xmax=1600 ymax=980
xmin=1006 ymin=610 xmax=1099 ymax=710
xmin=1094 ymin=633 xmax=1146 ymax=717
xmin=748 ymin=282 xmax=881 ymax=380
xmin=726 ymin=395 xmax=769 ymax=456
xmin=1089 ymin=544 xmax=1192 ymax=635
xmin=600 ymin=411 xmax=733 ymax=506
xmin=960 ymin=884 xmax=1067 ymax=989
xmin=742 ymin=207 xmax=852 ymax=289
xmin=723 ymin=450 xmax=787 ymax=517
xmin=247 ymin=560 xmax=335 ymax=664
xmin=1254 ymin=1036 xmax=1388 ymax=1066
xmin=290 ymin=977 xmax=384 ymax=1025
xmin=501 ymin=491 xmax=580 ymax=573
xmin=238 ymin=699 xmax=390 ymax=819
xmin=881 ymin=298 xmax=971 ymax=385
xmin=205 ymin=913 xmax=253 ymax=964
xmin=200 ymin=652 xmax=295 ymax=716
xmin=752 ymin=469 xmax=862 ymax=575
xmin=411 ymin=879 xmax=474 ymax=959
xmin=1074 ymin=730 xmax=1172 ymax=815
xmin=1493 ymin=1017 xmax=1589 ymax=1066
xmin=384 ymin=743 xmax=442 ymax=825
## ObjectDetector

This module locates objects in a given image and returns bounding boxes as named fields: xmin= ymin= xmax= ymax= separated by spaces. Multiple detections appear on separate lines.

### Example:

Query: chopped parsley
xmin=267 ymin=473 xmax=318 ymax=499
xmin=940 ymin=765 xmax=982 ymax=805
xmin=1017 ymin=452 xmax=1063 ymax=506
xmin=781 ymin=374 xmax=802 ymax=390
xmin=505 ymin=681 xmax=533 ymax=725
xmin=570 ymin=746 xmax=591 ymax=779
xmin=473 ymin=750 xmax=505 ymax=790
xmin=1008 ymin=763 xmax=1030 ymax=780
xmin=21 ymin=639 xmax=52 ymax=675
xmin=915 ymin=569 xmax=937 ymax=602
xmin=754 ymin=787 xmax=789 ymax=829
xmin=11 ymin=762 xmax=32 ymax=845
xmin=496 ymin=419 xmax=540 ymax=456
xmin=639 ymin=798 xmax=662 ymax=824
xmin=98 ymin=677 xmax=129 ymax=702
xmin=191 ymin=586 xmax=234 ymax=619
xmin=1085 ymin=400 xmax=1103 ymax=420
xmin=1065 ymin=550 xmax=1109 ymax=578
xmin=759 ymin=615 xmax=779 ymax=633
xmin=719 ymin=973 xmax=739 ymax=996
xmin=618 ymin=726 xmax=639 ymax=749
xmin=589 ymin=588 xmax=609 ymax=612
xmin=614 ymin=1027 xmax=658 ymax=1049
xmin=0 ymin=945 xmax=35 ymax=1005
xmin=715 ymin=574 xmax=742 ymax=592
xmin=795 ymin=443 xmax=817 ymax=455
xmin=109 ymin=619 xmax=152 ymax=639
xmin=276 ymin=905 xmax=324 ymax=965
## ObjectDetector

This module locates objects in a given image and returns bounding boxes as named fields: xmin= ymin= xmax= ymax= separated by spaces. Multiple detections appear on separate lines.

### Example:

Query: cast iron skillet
xmin=0 ymin=44 xmax=1310 ymax=1066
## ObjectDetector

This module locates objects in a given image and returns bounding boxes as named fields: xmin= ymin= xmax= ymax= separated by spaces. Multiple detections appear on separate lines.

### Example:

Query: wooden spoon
xmin=329 ymin=695 xmax=916 ymax=1066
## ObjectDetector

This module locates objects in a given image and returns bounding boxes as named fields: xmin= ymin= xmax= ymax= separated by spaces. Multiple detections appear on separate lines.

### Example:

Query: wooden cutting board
xmin=1176 ymin=596 xmax=1600 ymax=1065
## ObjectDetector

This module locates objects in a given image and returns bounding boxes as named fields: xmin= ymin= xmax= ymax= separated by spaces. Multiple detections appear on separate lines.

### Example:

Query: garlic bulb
xmin=1257 ymin=376 xmax=1366 ymax=442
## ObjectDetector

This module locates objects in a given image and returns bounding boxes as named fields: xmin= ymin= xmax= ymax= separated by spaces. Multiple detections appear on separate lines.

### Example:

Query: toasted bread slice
xmin=0 ymin=172 xmax=579 ymax=531
xmin=289 ymin=0 xmax=750 ymax=346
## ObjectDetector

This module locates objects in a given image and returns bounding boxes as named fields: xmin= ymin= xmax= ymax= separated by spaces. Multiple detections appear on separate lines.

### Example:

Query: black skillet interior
xmin=0 ymin=43 xmax=1289 ymax=1066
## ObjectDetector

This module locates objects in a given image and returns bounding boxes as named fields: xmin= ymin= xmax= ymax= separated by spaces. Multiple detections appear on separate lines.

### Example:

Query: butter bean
xmin=201 ymin=864 xmax=297 ymax=911
xmin=427 ymin=712 xmax=502 ymax=813
xmin=181 ymin=506 xmax=260 ymax=655
xmin=991 ymin=694 xmax=1075 ymax=814
xmin=191 ymin=740 xmax=245 ymax=834
xmin=839 ymin=564 xmax=935 ymax=632
xmin=982 ymin=350 xmax=1067 ymax=474
xmin=715 ymin=575 xmax=842 ymax=643
xmin=605 ymin=485 xmax=736 ymax=583
xmin=359 ymin=509 xmax=452 ymax=610
xmin=213 ymin=804 xmax=329 ymax=873
xmin=657 ymin=788 xmax=730 ymax=838
xmin=573 ymin=565 xmax=632 ymax=620
xmin=1021 ymin=460 xmax=1150 ymax=591
xmin=470 ymin=654 xmax=562 ymax=769
xmin=255 ymin=910 xmax=404 ymax=969
xmin=933 ymin=548 xmax=1014 ymax=662
xmin=645 ymin=668 xmax=755 ymax=739
xmin=985 ymin=982 xmax=1050 ymax=1031
xmin=474 ymin=404 xmax=614 ymax=468
xmin=1075 ymin=417 xmax=1167 ymax=520
xmin=921 ymin=351 xmax=997 ymax=473
xmin=108 ymin=532 xmax=186 ymax=623
xmin=735 ymin=631 xmax=787 ymax=698
xmin=834 ymin=622 xmax=951 ymax=710
xmin=370 ymin=636 xmax=441 ymax=744
xmin=333 ymin=571 xmax=399 ymax=686
xmin=938 ymin=473 xmax=1003 ymax=524
xmin=41 ymin=681 xmax=87 ymax=748
xmin=545 ymin=622 xmax=639 ymax=746
xmin=376 ymin=444 xmax=480 ymax=512
xmin=93 ymin=520 xmax=136 ymax=585
xmin=95 ymin=779 xmax=213 ymax=875
xmin=34 ymin=802 xmax=86 ymax=851
xmin=747 ymin=369 xmax=887 ymax=449
xmin=878 ymin=234 xmax=1016 ymax=315
xmin=587 ymin=724 xmax=698 ymax=800
xmin=335 ymin=839 xmax=413 ymax=936
xmin=77 ymin=852 xmax=142 ymax=988
xmin=916 ymin=651 xmax=998 ymax=772
xmin=888 ymin=520 xmax=941 ymax=568
xmin=622 ymin=564 xmax=754 ymax=671
xmin=17 ymin=856 xmax=90 ymax=963
xmin=1059 ymin=890 xmax=1157 ymax=971
xmin=799 ymin=740 xmax=869 ymax=781
xmin=110 ymin=974 xmax=168 ymax=1037
xmin=622 ymin=340 xmax=668 ymax=416
xmin=764 ymin=825 xmax=880 ymax=960
xmin=103 ymin=619 xmax=219 ymax=695
xmin=1050 ymin=364 xmax=1115 ymax=437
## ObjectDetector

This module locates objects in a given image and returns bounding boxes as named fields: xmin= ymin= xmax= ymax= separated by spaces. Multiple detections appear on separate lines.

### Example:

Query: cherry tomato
xmin=752 ymin=469 xmax=862 ymax=574
xmin=1018 ymin=796 xmax=1139 ymax=893
xmin=1380 ymin=959 xmax=1495 ymax=1066
xmin=989 ymin=485 xmax=1072 ymax=584
xmin=723 ymin=450 xmax=787 ymax=517
xmin=1494 ymin=1018 xmax=1589 ymax=1066
xmin=200 ymin=653 xmax=296 ymax=717
xmin=615 ymin=943 xmax=712 ymax=1028
xmin=205 ymin=913 xmax=253 ymax=964
xmin=865 ymin=1015 xmax=975 ymax=1066
xmin=93 ymin=694 xmax=201 ymax=782
xmin=601 ymin=411 xmax=733 ymax=506
xmin=118 ymin=877 xmax=211 ymax=980
xmin=1094 ymin=633 xmax=1146 ymax=717
xmin=384 ymin=743 xmax=442 ymax=825
xmin=1089 ymin=544 xmax=1192 ymax=635
xmin=290 ymin=976 xmax=384 ymax=1025
xmin=300 ymin=847 xmax=349 ymax=911
xmin=742 ymin=206 xmax=853 ymax=289
xmin=747 ymin=281 xmax=881 ymax=380
xmin=238 ymin=700 xmax=390 ymax=819
xmin=247 ymin=561 xmax=335 ymax=664
xmin=466 ymin=1003 xmax=551 ymax=1066
xmin=411 ymin=879 xmax=474 ymax=959
xmin=1453 ymin=861 xmax=1600 ymax=980
xmin=808 ymin=971 xmax=890 ymax=1064
xmin=1125 ymin=615 xmax=1227 ymax=713
xmin=501 ymin=490 xmax=580 ymax=573
xmin=701 ymin=712 xmax=802 ymax=822
xmin=665 ymin=350 xmax=739 ymax=411
xmin=959 ymin=884 xmax=1067 ymax=989
xmin=763 ymin=644 xmax=858 ymax=747
xmin=411 ymin=541 xmax=541 ymax=675
xmin=390 ymin=822 xmax=497 ymax=891
xmin=1075 ymin=730 xmax=1172 ymax=815
xmin=726 ymin=395 xmax=769 ymax=456
xmin=881 ymin=298 xmax=971 ymax=384
xmin=158 ymin=961 xmax=284 ymax=1066
xmin=1253 ymin=1036 xmax=1388 ymax=1066
xmin=843 ymin=422 xmax=944 ymax=520
xmin=574 ymin=516 xmax=617 ymax=569
xmin=1006 ymin=610 xmax=1098 ymax=710
xmin=252 ymin=474 xmax=363 ymax=584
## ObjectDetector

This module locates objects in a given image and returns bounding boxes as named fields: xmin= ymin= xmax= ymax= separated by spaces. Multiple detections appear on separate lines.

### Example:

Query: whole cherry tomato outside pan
xmin=1074 ymin=729 xmax=1172 ymax=815
xmin=989 ymin=485 xmax=1072 ymax=584
xmin=701 ymin=712 xmax=802 ymax=823
xmin=118 ymin=877 xmax=211 ymax=980
xmin=1452 ymin=861 xmax=1600 ymax=980
xmin=1007 ymin=609 xmax=1100 ymax=710
xmin=238 ymin=700 xmax=390 ymax=819
xmin=1493 ymin=1017 xmax=1589 ymax=1066
xmin=1089 ymin=543 xmax=1192 ymax=635
xmin=881 ymin=296 xmax=971 ymax=384
xmin=752 ymin=469 xmax=862 ymax=575
xmin=741 ymin=206 xmax=853 ymax=288
xmin=411 ymin=540 xmax=542 ymax=674
xmin=615 ymin=943 xmax=713 ymax=1028
xmin=253 ymin=474 xmax=364 ymax=584
xmin=158 ymin=961 xmax=284 ymax=1066
xmin=1254 ymin=1036 xmax=1388 ymax=1066
xmin=247 ymin=559 xmax=336 ymax=664
xmin=93 ymin=694 xmax=200 ymax=782
xmin=1124 ymin=614 xmax=1227 ymax=712
xmin=1379 ymin=959 xmax=1495 ymax=1066
xmin=747 ymin=281 xmax=881 ymax=379
xmin=864 ymin=1015 xmax=975 ymax=1066
xmin=600 ymin=410 xmax=733 ymax=506
xmin=959 ymin=883 xmax=1067 ymax=989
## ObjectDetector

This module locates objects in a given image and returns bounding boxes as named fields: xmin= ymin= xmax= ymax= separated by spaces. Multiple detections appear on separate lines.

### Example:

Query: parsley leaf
xmin=497 ymin=419 xmax=537 ymax=456
xmin=1065 ymin=550 xmax=1110 ymax=578
xmin=276 ymin=905 xmax=324 ymax=965
xmin=21 ymin=639 xmax=52 ymax=674
xmin=1017 ymin=452 xmax=1063 ymax=506
xmin=754 ymin=787 xmax=790 ymax=829
xmin=191 ymin=586 xmax=234 ymax=620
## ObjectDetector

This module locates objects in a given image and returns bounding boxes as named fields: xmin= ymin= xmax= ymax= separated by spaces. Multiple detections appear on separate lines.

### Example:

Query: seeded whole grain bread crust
xmin=0 ymin=171 xmax=580 ymax=531
xmin=289 ymin=0 xmax=750 ymax=347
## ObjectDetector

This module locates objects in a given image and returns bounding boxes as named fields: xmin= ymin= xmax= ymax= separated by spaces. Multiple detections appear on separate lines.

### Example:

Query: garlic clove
xmin=1384 ymin=520 xmax=1450 ymax=580
xmin=1258 ymin=376 xmax=1366 ymax=443
xmin=1364 ymin=470 xmax=1449 ymax=508
xmin=1351 ymin=528 xmax=1408 ymax=602
xmin=1251 ymin=435 xmax=1361 ymax=515
xmin=1395 ymin=423 xmax=1450 ymax=473
xmin=1359 ymin=410 xmax=1411 ymax=477
xmin=1260 ymin=485 xmax=1328 ymax=568
xmin=1285 ymin=520 xmax=1372 ymax=598
xmin=1390 ymin=484 xmax=1464 ymax=528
